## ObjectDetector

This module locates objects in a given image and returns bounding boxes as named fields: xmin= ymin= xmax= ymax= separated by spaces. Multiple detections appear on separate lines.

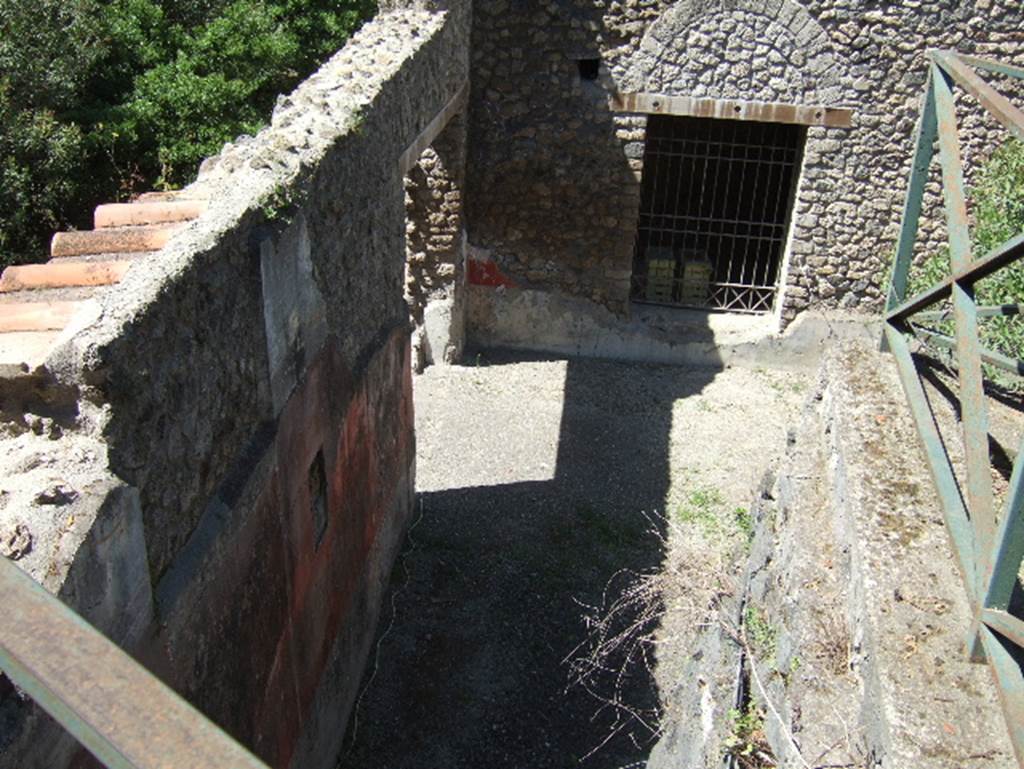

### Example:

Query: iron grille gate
xmin=631 ymin=114 xmax=805 ymax=314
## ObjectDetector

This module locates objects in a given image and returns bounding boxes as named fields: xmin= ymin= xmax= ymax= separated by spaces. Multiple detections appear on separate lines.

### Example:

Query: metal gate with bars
xmin=631 ymin=114 xmax=805 ymax=314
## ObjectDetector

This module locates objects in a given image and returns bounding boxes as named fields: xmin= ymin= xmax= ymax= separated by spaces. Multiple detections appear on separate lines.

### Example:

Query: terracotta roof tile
xmin=51 ymin=225 xmax=180 ymax=258
xmin=0 ymin=191 xmax=192 ymax=375
xmin=95 ymin=201 xmax=205 ymax=229
xmin=0 ymin=261 xmax=131 ymax=293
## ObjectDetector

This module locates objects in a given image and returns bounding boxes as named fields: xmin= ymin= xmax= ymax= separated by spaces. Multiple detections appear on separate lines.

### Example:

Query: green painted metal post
xmin=883 ymin=51 xmax=1024 ymax=761
xmin=980 ymin=627 xmax=1024 ymax=766
xmin=885 ymin=75 xmax=937 ymax=315
xmin=883 ymin=323 xmax=978 ymax=598
xmin=935 ymin=50 xmax=1024 ymax=143
xmin=984 ymin=440 xmax=1024 ymax=612
xmin=0 ymin=556 xmax=272 ymax=769
xmin=960 ymin=54 xmax=1024 ymax=81
xmin=932 ymin=59 xmax=996 ymax=624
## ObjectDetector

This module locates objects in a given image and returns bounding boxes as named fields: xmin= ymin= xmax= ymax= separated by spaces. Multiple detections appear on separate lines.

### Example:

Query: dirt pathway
xmin=337 ymin=351 xmax=810 ymax=769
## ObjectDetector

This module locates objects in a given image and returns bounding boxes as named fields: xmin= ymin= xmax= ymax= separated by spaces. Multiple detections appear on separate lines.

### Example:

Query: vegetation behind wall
xmin=909 ymin=137 xmax=1024 ymax=379
xmin=0 ymin=0 xmax=375 ymax=268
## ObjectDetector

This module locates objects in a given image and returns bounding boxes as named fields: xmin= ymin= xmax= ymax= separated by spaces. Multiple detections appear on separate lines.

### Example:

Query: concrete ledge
xmin=468 ymin=283 xmax=878 ymax=371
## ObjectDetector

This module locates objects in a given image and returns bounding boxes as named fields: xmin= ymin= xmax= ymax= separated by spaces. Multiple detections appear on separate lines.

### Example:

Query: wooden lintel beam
xmin=398 ymin=81 xmax=469 ymax=176
xmin=609 ymin=92 xmax=853 ymax=128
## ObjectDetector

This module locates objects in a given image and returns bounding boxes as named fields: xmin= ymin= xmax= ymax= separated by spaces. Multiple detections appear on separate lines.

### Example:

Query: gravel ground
xmin=337 ymin=350 xmax=810 ymax=769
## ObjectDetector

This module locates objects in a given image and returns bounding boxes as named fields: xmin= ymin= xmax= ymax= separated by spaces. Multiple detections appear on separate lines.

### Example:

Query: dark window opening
xmin=309 ymin=449 xmax=328 ymax=549
xmin=631 ymin=114 xmax=806 ymax=314
xmin=577 ymin=58 xmax=601 ymax=81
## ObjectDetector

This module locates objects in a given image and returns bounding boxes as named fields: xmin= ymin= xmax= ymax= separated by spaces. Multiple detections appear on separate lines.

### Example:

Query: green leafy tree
xmin=0 ymin=0 xmax=103 ymax=262
xmin=0 ymin=0 xmax=375 ymax=268
xmin=0 ymin=89 xmax=91 ymax=259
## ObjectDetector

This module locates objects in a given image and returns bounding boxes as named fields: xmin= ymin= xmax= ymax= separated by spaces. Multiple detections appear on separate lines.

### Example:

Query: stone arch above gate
xmin=623 ymin=0 xmax=847 ymax=106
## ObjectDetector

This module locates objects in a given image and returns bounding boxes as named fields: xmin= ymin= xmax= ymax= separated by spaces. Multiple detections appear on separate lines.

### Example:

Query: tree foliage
xmin=908 ymin=137 xmax=1024 ymax=381
xmin=0 ymin=0 xmax=374 ymax=267
xmin=971 ymin=138 xmax=1024 ymax=364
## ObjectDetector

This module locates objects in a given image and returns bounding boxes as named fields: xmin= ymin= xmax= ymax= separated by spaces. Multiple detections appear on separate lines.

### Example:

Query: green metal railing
xmin=0 ymin=555 xmax=272 ymax=769
xmin=884 ymin=50 xmax=1024 ymax=764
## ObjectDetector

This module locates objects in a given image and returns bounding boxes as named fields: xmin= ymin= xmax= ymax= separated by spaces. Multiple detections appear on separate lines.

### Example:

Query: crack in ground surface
xmin=337 ymin=350 xmax=809 ymax=769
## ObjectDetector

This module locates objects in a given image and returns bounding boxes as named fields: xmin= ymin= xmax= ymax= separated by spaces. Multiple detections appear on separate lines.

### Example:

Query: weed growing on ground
xmin=723 ymin=704 xmax=774 ymax=768
xmin=744 ymin=605 xmax=777 ymax=662
xmin=756 ymin=368 xmax=808 ymax=397
xmin=674 ymin=485 xmax=725 ymax=535
xmin=812 ymin=609 xmax=851 ymax=677
xmin=675 ymin=486 xmax=755 ymax=552
xmin=734 ymin=506 xmax=754 ymax=544
xmin=567 ymin=485 xmax=759 ymax=760
xmin=564 ymin=510 xmax=737 ymax=760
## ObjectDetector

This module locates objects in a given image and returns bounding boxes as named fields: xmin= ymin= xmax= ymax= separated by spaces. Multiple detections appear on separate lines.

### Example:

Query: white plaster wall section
xmin=59 ymin=483 xmax=154 ymax=649
xmin=260 ymin=213 xmax=328 ymax=414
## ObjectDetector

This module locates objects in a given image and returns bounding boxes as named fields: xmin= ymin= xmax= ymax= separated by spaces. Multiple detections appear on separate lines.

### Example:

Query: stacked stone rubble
xmin=405 ymin=112 xmax=468 ymax=370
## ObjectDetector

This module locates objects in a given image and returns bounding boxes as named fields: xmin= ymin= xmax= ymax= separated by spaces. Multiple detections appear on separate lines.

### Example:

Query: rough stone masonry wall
xmin=405 ymin=112 xmax=468 ymax=371
xmin=0 ymin=4 xmax=469 ymax=768
xmin=466 ymin=0 xmax=1024 ymax=330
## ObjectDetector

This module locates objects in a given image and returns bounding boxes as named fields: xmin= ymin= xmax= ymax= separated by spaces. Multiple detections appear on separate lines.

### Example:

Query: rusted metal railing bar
xmin=980 ymin=627 xmax=1024 ymax=766
xmin=984 ymin=610 xmax=1024 ymax=649
xmin=959 ymin=232 xmax=1024 ymax=287
xmin=0 ymin=556 xmax=272 ymax=769
xmin=913 ymin=328 xmax=1024 ymax=376
xmin=933 ymin=50 xmax=1024 ymax=142
xmin=916 ymin=304 xmax=1021 ymax=323
xmin=934 ymin=62 xmax=997 ymax=597
xmin=985 ymin=607 xmax=1024 ymax=649
xmin=886 ymin=277 xmax=952 ymax=322
xmin=984 ymin=437 xmax=1024 ymax=611
xmin=886 ymin=76 xmax=938 ymax=313
xmin=884 ymin=324 xmax=978 ymax=599
xmin=959 ymin=54 xmax=1024 ymax=82
xmin=886 ymin=233 xmax=1024 ymax=323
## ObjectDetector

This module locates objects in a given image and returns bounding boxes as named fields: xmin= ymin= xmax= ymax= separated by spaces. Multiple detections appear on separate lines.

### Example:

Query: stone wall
xmin=405 ymin=112 xmax=468 ymax=371
xmin=0 ymin=3 xmax=469 ymax=768
xmin=466 ymin=0 xmax=644 ymax=316
xmin=649 ymin=340 xmax=1016 ymax=767
xmin=465 ymin=0 xmax=1024 ymax=335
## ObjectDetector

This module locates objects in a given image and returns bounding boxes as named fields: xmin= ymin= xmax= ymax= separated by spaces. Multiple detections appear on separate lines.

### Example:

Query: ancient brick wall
xmin=465 ymin=0 xmax=1024 ymax=329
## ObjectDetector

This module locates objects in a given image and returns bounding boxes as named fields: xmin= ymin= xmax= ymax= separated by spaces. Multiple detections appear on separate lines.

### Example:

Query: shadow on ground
xmin=337 ymin=349 xmax=721 ymax=769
